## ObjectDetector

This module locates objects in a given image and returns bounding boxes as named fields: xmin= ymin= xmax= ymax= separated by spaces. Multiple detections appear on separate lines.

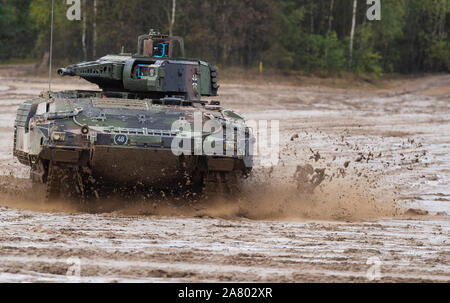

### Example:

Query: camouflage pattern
xmin=57 ymin=30 xmax=218 ymax=101
xmin=13 ymin=30 xmax=253 ymax=201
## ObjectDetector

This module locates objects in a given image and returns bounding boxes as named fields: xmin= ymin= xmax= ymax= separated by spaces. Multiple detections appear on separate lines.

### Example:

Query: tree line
xmin=0 ymin=0 xmax=449 ymax=74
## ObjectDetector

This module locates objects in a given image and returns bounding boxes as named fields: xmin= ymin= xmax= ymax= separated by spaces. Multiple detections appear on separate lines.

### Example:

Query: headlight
xmin=51 ymin=132 xmax=66 ymax=142
xmin=149 ymin=68 xmax=156 ymax=77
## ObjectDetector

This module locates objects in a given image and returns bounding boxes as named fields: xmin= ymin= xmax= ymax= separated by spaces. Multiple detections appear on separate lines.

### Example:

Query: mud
xmin=0 ymin=67 xmax=448 ymax=282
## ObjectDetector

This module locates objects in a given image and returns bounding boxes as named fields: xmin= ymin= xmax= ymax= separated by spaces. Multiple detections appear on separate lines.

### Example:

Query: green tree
xmin=0 ymin=0 xmax=448 ymax=74
xmin=0 ymin=0 xmax=37 ymax=61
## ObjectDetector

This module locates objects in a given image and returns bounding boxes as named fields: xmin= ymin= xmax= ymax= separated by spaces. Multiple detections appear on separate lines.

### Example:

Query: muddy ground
xmin=0 ymin=66 xmax=448 ymax=282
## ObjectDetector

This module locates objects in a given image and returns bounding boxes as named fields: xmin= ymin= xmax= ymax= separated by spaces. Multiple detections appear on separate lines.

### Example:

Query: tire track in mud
xmin=0 ymin=205 xmax=448 ymax=282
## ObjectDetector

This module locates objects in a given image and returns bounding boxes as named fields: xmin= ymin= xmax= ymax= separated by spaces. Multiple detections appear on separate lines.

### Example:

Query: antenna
xmin=48 ymin=0 xmax=55 ymax=92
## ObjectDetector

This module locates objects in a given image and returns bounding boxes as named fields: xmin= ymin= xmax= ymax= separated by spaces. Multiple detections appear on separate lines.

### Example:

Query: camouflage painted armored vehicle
xmin=13 ymin=30 xmax=253 ymax=201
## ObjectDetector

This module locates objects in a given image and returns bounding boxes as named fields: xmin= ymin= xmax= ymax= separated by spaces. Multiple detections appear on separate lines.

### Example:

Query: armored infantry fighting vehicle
xmin=13 ymin=30 xmax=253 ymax=201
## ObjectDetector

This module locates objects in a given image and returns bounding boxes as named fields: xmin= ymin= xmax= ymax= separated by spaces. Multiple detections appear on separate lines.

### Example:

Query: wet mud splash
xmin=0 ymin=125 xmax=433 ymax=222
xmin=0 ymin=161 xmax=401 ymax=222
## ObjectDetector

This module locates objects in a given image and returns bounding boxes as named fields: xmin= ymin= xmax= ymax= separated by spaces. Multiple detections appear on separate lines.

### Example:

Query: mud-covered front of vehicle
xmin=14 ymin=91 xmax=253 ymax=198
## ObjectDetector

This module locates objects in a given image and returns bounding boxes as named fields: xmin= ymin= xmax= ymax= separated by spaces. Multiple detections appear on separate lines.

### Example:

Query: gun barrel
xmin=57 ymin=68 xmax=74 ymax=76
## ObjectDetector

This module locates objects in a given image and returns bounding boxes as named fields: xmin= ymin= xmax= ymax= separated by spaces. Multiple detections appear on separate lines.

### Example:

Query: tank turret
xmin=58 ymin=30 xmax=219 ymax=100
